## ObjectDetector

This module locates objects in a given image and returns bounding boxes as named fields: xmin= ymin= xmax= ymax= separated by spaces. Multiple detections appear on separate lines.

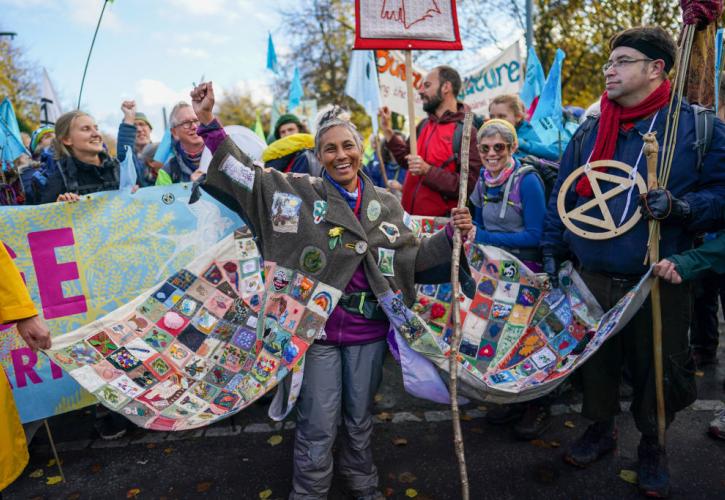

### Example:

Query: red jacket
xmin=387 ymin=103 xmax=482 ymax=216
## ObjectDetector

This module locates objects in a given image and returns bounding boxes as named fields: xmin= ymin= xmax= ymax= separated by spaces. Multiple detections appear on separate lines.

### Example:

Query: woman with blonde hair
xmin=489 ymin=94 xmax=561 ymax=161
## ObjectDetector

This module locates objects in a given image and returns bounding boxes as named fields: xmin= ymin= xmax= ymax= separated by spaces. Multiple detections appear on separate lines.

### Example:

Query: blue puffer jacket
xmin=542 ymin=101 xmax=725 ymax=275
xmin=515 ymin=120 xmax=564 ymax=162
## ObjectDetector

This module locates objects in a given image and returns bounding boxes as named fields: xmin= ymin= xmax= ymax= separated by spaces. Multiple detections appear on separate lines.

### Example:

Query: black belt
xmin=338 ymin=291 xmax=388 ymax=321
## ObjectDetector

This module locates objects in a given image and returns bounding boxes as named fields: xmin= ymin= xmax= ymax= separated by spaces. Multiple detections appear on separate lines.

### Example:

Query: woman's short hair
xmin=315 ymin=106 xmax=363 ymax=157
xmin=489 ymin=94 xmax=526 ymax=121
xmin=53 ymin=110 xmax=91 ymax=159
xmin=477 ymin=120 xmax=517 ymax=146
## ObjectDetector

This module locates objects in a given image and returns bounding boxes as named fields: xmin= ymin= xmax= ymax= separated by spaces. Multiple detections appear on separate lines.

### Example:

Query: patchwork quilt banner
xmin=0 ymin=185 xmax=241 ymax=422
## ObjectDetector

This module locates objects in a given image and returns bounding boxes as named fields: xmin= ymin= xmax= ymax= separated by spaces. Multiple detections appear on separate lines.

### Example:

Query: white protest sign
xmin=375 ymin=49 xmax=427 ymax=117
xmin=459 ymin=41 xmax=524 ymax=116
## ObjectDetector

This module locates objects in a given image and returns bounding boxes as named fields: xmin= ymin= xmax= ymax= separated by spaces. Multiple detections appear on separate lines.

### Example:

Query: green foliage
xmin=0 ymin=37 xmax=40 ymax=132
xmin=216 ymin=89 xmax=271 ymax=132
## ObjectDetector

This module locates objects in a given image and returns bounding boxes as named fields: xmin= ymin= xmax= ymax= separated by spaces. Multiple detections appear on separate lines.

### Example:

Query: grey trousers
xmin=290 ymin=340 xmax=387 ymax=500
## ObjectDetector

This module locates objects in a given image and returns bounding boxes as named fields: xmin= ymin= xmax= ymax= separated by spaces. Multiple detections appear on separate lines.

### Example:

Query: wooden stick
xmin=449 ymin=111 xmax=473 ymax=500
xmin=374 ymin=134 xmax=389 ymax=188
xmin=643 ymin=132 xmax=666 ymax=447
xmin=404 ymin=50 xmax=417 ymax=166
xmin=44 ymin=419 xmax=66 ymax=483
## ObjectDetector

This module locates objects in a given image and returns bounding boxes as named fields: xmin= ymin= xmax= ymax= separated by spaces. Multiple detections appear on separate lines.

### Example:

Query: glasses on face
xmin=172 ymin=119 xmax=200 ymax=130
xmin=601 ymin=58 xmax=654 ymax=73
xmin=479 ymin=143 xmax=509 ymax=154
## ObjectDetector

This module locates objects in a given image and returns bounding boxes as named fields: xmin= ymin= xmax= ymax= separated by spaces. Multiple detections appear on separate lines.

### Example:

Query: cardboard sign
xmin=355 ymin=0 xmax=462 ymax=50
xmin=376 ymin=49 xmax=427 ymax=116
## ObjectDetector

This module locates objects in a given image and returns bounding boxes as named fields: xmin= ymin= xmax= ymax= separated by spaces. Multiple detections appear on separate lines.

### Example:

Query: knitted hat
xmin=135 ymin=112 xmax=153 ymax=129
xmin=30 ymin=125 xmax=55 ymax=153
xmin=273 ymin=113 xmax=303 ymax=140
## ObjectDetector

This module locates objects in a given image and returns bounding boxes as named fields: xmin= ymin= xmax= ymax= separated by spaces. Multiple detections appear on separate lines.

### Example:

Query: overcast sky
xmin=1 ymin=0 xmax=294 ymax=139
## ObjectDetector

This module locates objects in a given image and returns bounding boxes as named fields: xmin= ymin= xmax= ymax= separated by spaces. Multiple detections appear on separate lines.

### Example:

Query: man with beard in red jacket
xmin=380 ymin=65 xmax=481 ymax=216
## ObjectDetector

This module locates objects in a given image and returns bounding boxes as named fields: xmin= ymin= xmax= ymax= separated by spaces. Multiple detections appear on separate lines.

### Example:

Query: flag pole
xmin=404 ymin=50 xmax=417 ymax=164
xmin=77 ymin=0 xmax=110 ymax=109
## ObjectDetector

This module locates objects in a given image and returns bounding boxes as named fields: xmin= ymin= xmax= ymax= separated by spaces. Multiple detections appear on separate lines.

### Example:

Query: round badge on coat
xmin=299 ymin=246 xmax=327 ymax=274
xmin=367 ymin=200 xmax=381 ymax=222
xmin=354 ymin=241 xmax=368 ymax=255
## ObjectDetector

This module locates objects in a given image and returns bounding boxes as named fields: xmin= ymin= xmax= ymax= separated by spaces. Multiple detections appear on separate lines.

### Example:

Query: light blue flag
xmin=153 ymin=128 xmax=174 ymax=164
xmin=520 ymin=46 xmax=546 ymax=109
xmin=715 ymin=28 xmax=723 ymax=108
xmin=119 ymin=145 xmax=138 ymax=189
xmin=288 ymin=67 xmax=304 ymax=112
xmin=345 ymin=50 xmax=382 ymax=135
xmin=531 ymin=48 xmax=566 ymax=147
xmin=0 ymin=98 xmax=30 ymax=167
xmin=266 ymin=32 xmax=278 ymax=74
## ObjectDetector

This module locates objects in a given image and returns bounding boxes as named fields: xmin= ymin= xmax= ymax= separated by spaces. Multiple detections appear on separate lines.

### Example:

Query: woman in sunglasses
xmin=470 ymin=118 xmax=551 ymax=439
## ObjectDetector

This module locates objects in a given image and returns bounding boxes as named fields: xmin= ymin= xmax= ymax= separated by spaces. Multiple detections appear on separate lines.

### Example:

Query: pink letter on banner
xmin=27 ymin=228 xmax=87 ymax=319
xmin=11 ymin=348 xmax=42 ymax=388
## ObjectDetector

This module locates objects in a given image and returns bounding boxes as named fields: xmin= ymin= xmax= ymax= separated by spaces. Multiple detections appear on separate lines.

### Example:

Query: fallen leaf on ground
xmin=90 ymin=464 xmax=102 ymax=474
xmin=460 ymin=414 xmax=472 ymax=421
xmin=392 ymin=437 xmax=408 ymax=446
xmin=564 ymin=420 xmax=576 ymax=428
xmin=46 ymin=458 xmax=61 ymax=467
xmin=619 ymin=469 xmax=638 ymax=484
xmin=163 ymin=447 xmax=174 ymax=455
xmin=530 ymin=439 xmax=552 ymax=448
xmin=267 ymin=435 xmax=283 ymax=446
xmin=695 ymin=370 xmax=704 ymax=377
xmin=549 ymin=441 xmax=561 ymax=448
xmin=46 ymin=476 xmax=63 ymax=485
xmin=29 ymin=469 xmax=43 ymax=478
xmin=126 ymin=488 xmax=141 ymax=498
xmin=196 ymin=482 xmax=212 ymax=493
xmin=259 ymin=489 xmax=273 ymax=499
xmin=374 ymin=394 xmax=383 ymax=402
xmin=376 ymin=412 xmax=393 ymax=421
xmin=405 ymin=488 xmax=418 ymax=498
xmin=384 ymin=487 xmax=395 ymax=497
xmin=146 ymin=443 xmax=157 ymax=449
xmin=398 ymin=472 xmax=417 ymax=483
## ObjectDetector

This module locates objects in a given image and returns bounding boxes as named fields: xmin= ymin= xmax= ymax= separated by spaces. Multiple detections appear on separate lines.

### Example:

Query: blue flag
xmin=288 ymin=67 xmax=304 ymax=112
xmin=153 ymin=128 xmax=174 ymax=164
xmin=520 ymin=46 xmax=546 ymax=109
xmin=345 ymin=50 xmax=382 ymax=134
xmin=266 ymin=32 xmax=278 ymax=74
xmin=715 ymin=28 xmax=723 ymax=108
xmin=0 ymin=98 xmax=30 ymax=167
xmin=531 ymin=48 xmax=566 ymax=147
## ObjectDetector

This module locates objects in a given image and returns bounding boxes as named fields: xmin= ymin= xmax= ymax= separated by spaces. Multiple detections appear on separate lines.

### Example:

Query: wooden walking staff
xmin=448 ymin=111 xmax=473 ymax=500
xmin=404 ymin=50 xmax=418 ymax=164
xmin=643 ymin=132 xmax=666 ymax=447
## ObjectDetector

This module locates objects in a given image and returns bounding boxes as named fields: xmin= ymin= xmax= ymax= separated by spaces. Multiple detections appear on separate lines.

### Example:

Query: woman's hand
xmin=653 ymin=258 xmax=683 ymax=284
xmin=190 ymin=82 xmax=215 ymax=125
xmin=57 ymin=192 xmax=81 ymax=203
xmin=16 ymin=315 xmax=52 ymax=351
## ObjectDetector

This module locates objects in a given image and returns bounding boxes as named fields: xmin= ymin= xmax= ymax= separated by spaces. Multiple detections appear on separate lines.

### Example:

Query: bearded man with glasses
xmin=541 ymin=24 xmax=725 ymax=498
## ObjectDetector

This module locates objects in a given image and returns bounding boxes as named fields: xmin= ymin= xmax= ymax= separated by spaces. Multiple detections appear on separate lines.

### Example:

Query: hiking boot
xmin=95 ymin=413 xmax=128 ymax=440
xmin=637 ymin=437 xmax=670 ymax=498
xmin=513 ymin=403 xmax=552 ymax=440
xmin=708 ymin=409 xmax=725 ymax=440
xmin=563 ymin=420 xmax=617 ymax=467
xmin=485 ymin=403 xmax=525 ymax=425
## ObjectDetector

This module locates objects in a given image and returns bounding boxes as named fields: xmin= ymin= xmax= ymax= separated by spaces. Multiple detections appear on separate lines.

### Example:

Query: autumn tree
xmin=0 ymin=35 xmax=40 ymax=133
xmin=215 ymin=88 xmax=271 ymax=131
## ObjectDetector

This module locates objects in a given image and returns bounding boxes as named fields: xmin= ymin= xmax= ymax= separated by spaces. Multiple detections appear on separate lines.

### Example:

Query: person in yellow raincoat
xmin=0 ymin=244 xmax=51 ymax=493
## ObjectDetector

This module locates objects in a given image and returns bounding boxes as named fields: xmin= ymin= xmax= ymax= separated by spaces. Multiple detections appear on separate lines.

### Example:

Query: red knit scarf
xmin=575 ymin=79 xmax=671 ymax=197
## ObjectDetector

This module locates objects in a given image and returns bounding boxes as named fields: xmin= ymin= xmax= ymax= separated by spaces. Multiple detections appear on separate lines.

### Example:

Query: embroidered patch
xmin=271 ymin=192 xmax=302 ymax=233
xmin=299 ymin=246 xmax=326 ymax=275
xmin=313 ymin=200 xmax=328 ymax=224
xmin=220 ymin=154 xmax=255 ymax=191
xmin=378 ymin=222 xmax=400 ymax=244
xmin=367 ymin=200 xmax=381 ymax=222
xmin=377 ymin=248 xmax=395 ymax=276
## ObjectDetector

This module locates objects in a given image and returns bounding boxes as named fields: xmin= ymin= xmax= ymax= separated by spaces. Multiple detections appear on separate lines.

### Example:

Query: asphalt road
xmin=4 ymin=339 xmax=724 ymax=500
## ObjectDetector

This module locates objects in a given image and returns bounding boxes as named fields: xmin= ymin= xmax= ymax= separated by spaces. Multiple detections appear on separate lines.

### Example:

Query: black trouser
xmin=578 ymin=271 xmax=696 ymax=437
xmin=690 ymin=271 xmax=725 ymax=356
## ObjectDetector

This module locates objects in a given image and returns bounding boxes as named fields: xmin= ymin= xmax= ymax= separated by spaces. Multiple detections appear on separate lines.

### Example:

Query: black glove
xmin=639 ymin=188 xmax=691 ymax=222
xmin=542 ymin=248 xmax=560 ymax=289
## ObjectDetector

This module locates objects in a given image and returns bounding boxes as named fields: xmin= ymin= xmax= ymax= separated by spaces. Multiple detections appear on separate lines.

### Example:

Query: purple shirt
xmin=198 ymin=119 xmax=389 ymax=346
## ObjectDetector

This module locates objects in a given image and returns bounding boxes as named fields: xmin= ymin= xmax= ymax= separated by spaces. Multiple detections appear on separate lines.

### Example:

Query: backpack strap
xmin=571 ymin=114 xmax=600 ymax=168
xmin=692 ymin=104 xmax=715 ymax=172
